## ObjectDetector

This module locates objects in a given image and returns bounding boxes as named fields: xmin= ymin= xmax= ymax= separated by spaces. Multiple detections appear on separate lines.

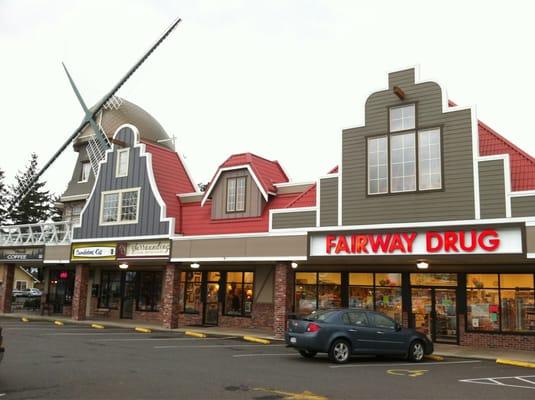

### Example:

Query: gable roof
xmin=201 ymin=153 xmax=289 ymax=206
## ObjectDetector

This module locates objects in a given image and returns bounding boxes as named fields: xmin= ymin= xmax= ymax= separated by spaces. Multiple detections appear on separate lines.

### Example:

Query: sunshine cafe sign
xmin=309 ymin=227 xmax=523 ymax=256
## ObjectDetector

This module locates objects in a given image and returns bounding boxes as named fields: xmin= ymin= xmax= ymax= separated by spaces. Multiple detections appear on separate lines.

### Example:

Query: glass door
xmin=411 ymin=288 xmax=433 ymax=338
xmin=434 ymin=289 xmax=457 ymax=343
xmin=120 ymin=271 xmax=137 ymax=319
xmin=203 ymin=272 xmax=221 ymax=326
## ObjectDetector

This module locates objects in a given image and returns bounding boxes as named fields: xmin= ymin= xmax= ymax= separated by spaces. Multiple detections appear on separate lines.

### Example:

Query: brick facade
xmin=72 ymin=264 xmax=89 ymax=320
xmin=162 ymin=264 xmax=180 ymax=329
xmin=273 ymin=263 xmax=293 ymax=339
xmin=0 ymin=264 xmax=15 ymax=313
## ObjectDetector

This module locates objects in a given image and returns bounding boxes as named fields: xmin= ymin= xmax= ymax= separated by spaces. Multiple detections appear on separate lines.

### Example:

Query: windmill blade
xmin=7 ymin=16 xmax=182 ymax=213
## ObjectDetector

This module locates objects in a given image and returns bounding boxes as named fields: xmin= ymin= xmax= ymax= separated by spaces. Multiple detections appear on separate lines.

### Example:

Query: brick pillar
xmin=72 ymin=264 xmax=89 ymax=321
xmin=274 ymin=263 xmax=293 ymax=339
xmin=0 ymin=264 xmax=15 ymax=313
xmin=162 ymin=263 xmax=181 ymax=329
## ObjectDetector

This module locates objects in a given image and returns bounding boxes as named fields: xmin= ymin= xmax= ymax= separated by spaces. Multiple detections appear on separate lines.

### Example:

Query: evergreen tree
xmin=8 ymin=153 xmax=52 ymax=224
xmin=0 ymin=167 xmax=8 ymax=225
xmin=49 ymin=194 xmax=64 ymax=222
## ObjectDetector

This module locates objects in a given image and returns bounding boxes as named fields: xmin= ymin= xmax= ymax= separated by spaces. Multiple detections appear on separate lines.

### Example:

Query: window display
xmin=224 ymin=272 xmax=254 ymax=317
xmin=295 ymin=272 xmax=341 ymax=315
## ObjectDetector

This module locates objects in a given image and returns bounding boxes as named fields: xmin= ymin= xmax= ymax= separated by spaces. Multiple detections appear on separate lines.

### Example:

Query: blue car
xmin=285 ymin=309 xmax=433 ymax=364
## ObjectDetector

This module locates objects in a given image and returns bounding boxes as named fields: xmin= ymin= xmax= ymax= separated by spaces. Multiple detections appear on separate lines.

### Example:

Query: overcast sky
xmin=1 ymin=0 xmax=534 ymax=195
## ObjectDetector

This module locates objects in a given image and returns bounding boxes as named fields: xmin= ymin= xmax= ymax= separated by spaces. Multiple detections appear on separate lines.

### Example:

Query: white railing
xmin=0 ymin=221 xmax=73 ymax=247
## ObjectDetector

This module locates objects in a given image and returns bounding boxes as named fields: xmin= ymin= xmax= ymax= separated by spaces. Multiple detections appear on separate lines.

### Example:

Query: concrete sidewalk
xmin=434 ymin=343 xmax=535 ymax=364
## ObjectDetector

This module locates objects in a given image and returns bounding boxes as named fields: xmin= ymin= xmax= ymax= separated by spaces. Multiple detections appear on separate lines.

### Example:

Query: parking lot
xmin=0 ymin=317 xmax=534 ymax=399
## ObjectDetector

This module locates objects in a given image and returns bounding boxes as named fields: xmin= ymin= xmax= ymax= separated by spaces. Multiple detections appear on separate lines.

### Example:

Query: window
xmin=224 ymin=272 xmax=254 ymax=317
xmin=137 ymin=271 xmax=162 ymax=312
xmin=367 ymin=104 xmax=442 ymax=195
xmin=226 ymin=177 xmax=247 ymax=212
xmin=390 ymin=132 xmax=416 ymax=192
xmin=182 ymin=271 xmax=202 ymax=314
xmin=98 ymin=271 xmax=121 ymax=309
xmin=372 ymin=313 xmax=396 ymax=330
xmin=367 ymin=136 xmax=388 ymax=194
xmin=295 ymin=272 xmax=342 ymax=315
xmin=419 ymin=129 xmax=442 ymax=190
xmin=467 ymin=273 xmax=535 ymax=333
xmin=100 ymin=189 xmax=140 ymax=225
xmin=390 ymin=104 xmax=415 ymax=132
xmin=343 ymin=311 xmax=369 ymax=326
xmin=79 ymin=161 xmax=91 ymax=182
xmin=116 ymin=148 xmax=129 ymax=177
xmin=15 ymin=281 xmax=28 ymax=291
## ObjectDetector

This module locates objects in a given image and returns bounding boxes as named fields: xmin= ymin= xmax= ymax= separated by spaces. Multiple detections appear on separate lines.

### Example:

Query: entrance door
xmin=203 ymin=272 xmax=221 ymax=326
xmin=411 ymin=287 xmax=457 ymax=343
xmin=120 ymin=271 xmax=137 ymax=319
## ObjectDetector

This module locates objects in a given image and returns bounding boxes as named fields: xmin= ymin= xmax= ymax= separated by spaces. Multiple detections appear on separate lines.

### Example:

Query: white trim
xmin=60 ymin=194 xmax=89 ymax=202
xmin=527 ymin=253 xmax=535 ymax=259
xmin=201 ymin=165 xmax=269 ymax=206
xmin=170 ymin=256 xmax=308 ymax=262
xmin=115 ymin=148 xmax=130 ymax=178
xmin=172 ymin=231 xmax=308 ymax=241
xmin=178 ymin=192 xmax=203 ymax=198
xmin=274 ymin=180 xmax=315 ymax=188
xmin=99 ymin=187 xmax=141 ymax=226
xmin=72 ymin=234 xmax=170 ymax=243
xmin=43 ymin=259 xmax=70 ymax=264
xmin=478 ymin=154 xmax=512 ymax=218
xmin=509 ymin=190 xmax=535 ymax=198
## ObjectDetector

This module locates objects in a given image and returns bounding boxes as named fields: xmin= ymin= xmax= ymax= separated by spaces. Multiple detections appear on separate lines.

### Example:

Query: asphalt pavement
xmin=0 ymin=317 xmax=534 ymax=399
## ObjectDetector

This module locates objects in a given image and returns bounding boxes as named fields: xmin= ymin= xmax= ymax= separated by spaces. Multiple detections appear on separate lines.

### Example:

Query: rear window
xmin=303 ymin=310 xmax=338 ymax=322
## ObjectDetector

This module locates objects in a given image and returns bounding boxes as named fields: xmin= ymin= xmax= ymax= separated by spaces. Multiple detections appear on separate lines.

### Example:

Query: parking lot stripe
xmin=154 ymin=344 xmax=287 ymax=349
xmin=43 ymin=332 xmax=153 ymax=336
xmin=515 ymin=377 xmax=535 ymax=384
xmin=92 ymin=336 xmax=238 ymax=342
xmin=232 ymin=353 xmax=298 ymax=358
xmin=330 ymin=360 xmax=481 ymax=369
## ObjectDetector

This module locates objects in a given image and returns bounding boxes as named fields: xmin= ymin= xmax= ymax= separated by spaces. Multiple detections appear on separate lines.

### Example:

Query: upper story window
xmin=116 ymin=148 xmax=130 ymax=178
xmin=367 ymin=104 xmax=442 ymax=195
xmin=99 ymin=188 xmax=140 ymax=225
xmin=226 ymin=176 xmax=246 ymax=213
xmin=79 ymin=161 xmax=91 ymax=183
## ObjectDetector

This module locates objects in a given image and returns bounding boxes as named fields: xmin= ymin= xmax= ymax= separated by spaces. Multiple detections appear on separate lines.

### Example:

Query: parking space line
xmin=154 ymin=344 xmax=287 ymax=349
xmin=516 ymin=377 xmax=535 ymax=384
xmin=232 ymin=353 xmax=298 ymax=358
xmin=43 ymin=332 xmax=154 ymax=336
xmin=92 ymin=336 xmax=238 ymax=342
xmin=460 ymin=375 xmax=535 ymax=390
xmin=329 ymin=360 xmax=481 ymax=369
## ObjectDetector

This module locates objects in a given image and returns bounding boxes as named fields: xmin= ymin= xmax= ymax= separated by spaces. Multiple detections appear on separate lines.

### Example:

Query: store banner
xmin=71 ymin=243 xmax=117 ymax=261
xmin=310 ymin=226 xmax=523 ymax=256
xmin=117 ymin=240 xmax=170 ymax=259
xmin=0 ymin=247 xmax=44 ymax=262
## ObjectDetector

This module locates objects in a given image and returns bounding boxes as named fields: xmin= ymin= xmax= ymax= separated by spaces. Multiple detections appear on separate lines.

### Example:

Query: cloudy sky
xmin=1 ymin=0 xmax=534 ymax=195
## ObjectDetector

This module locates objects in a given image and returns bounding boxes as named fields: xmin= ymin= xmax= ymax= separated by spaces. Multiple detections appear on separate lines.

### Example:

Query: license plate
xmin=290 ymin=337 xmax=297 ymax=344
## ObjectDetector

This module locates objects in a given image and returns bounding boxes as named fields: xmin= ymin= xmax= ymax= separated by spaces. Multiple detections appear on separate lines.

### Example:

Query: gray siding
xmin=73 ymin=126 xmax=170 ymax=239
xmin=320 ymin=177 xmax=338 ymax=227
xmin=272 ymin=211 xmax=316 ymax=229
xmin=61 ymin=145 xmax=95 ymax=198
xmin=342 ymin=68 xmax=476 ymax=225
xmin=210 ymin=169 xmax=265 ymax=219
xmin=512 ymin=196 xmax=535 ymax=217
xmin=479 ymin=160 xmax=506 ymax=219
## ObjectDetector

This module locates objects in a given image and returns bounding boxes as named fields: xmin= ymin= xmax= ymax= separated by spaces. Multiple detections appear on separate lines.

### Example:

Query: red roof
xmin=142 ymin=141 xmax=196 ymax=233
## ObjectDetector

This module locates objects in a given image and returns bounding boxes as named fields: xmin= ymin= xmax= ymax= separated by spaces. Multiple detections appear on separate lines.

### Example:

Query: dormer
xmin=201 ymin=153 xmax=289 ymax=219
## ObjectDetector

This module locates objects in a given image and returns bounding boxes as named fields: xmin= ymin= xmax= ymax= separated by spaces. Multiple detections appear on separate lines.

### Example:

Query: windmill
xmin=7 ymin=17 xmax=182 ymax=213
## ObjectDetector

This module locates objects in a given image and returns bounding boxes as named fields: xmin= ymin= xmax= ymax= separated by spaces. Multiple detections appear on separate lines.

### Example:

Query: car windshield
xmin=303 ymin=310 xmax=338 ymax=322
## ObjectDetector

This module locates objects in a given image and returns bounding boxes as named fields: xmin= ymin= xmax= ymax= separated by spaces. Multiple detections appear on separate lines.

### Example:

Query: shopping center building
xmin=0 ymin=68 xmax=534 ymax=350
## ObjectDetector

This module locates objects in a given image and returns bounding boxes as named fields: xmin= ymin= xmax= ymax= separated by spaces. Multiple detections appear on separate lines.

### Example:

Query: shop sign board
xmin=71 ymin=243 xmax=117 ymax=261
xmin=0 ymin=247 xmax=44 ymax=262
xmin=117 ymin=240 xmax=170 ymax=259
xmin=309 ymin=226 xmax=523 ymax=256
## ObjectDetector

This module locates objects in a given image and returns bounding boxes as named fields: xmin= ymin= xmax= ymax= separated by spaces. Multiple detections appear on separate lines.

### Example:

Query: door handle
xmin=348 ymin=329 xmax=359 ymax=332
xmin=376 ymin=331 xmax=385 ymax=335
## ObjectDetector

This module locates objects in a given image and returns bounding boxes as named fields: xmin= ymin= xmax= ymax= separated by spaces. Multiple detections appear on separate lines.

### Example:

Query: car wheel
xmin=298 ymin=350 xmax=317 ymax=359
xmin=408 ymin=340 xmax=425 ymax=362
xmin=329 ymin=339 xmax=351 ymax=364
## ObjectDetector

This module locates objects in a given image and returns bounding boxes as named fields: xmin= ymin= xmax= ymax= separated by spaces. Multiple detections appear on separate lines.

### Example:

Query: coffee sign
xmin=117 ymin=240 xmax=170 ymax=259
xmin=0 ymin=247 xmax=44 ymax=262
xmin=71 ymin=243 xmax=117 ymax=261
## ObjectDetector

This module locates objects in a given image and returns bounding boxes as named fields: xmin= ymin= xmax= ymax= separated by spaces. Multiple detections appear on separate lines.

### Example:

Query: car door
xmin=342 ymin=311 xmax=378 ymax=354
xmin=368 ymin=312 xmax=406 ymax=354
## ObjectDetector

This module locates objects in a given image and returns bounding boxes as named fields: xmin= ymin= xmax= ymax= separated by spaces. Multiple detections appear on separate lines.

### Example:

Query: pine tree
xmin=0 ymin=167 xmax=9 ymax=225
xmin=8 ymin=153 xmax=52 ymax=225
xmin=49 ymin=194 xmax=64 ymax=222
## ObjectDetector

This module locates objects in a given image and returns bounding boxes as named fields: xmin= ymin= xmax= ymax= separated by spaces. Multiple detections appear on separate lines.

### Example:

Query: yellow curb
xmin=496 ymin=358 xmax=535 ymax=369
xmin=135 ymin=327 xmax=152 ymax=333
xmin=243 ymin=336 xmax=270 ymax=345
xmin=91 ymin=324 xmax=105 ymax=329
xmin=425 ymin=355 xmax=444 ymax=361
xmin=185 ymin=331 xmax=207 ymax=338
xmin=21 ymin=317 xmax=30 ymax=322
xmin=54 ymin=320 xmax=64 ymax=326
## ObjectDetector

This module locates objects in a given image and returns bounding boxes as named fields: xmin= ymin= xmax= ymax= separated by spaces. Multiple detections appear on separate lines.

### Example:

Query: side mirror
xmin=395 ymin=322 xmax=402 ymax=331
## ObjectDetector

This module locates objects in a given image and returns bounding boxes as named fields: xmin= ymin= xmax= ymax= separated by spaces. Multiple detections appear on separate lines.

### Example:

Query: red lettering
xmin=326 ymin=235 xmax=336 ymax=254
xmin=355 ymin=235 xmax=369 ymax=254
xmin=478 ymin=229 xmax=500 ymax=251
xmin=402 ymin=232 xmax=417 ymax=253
xmin=369 ymin=234 xmax=391 ymax=253
xmin=335 ymin=235 xmax=350 ymax=254
xmin=444 ymin=231 xmax=459 ymax=252
xmin=459 ymin=231 xmax=477 ymax=252
xmin=426 ymin=232 xmax=443 ymax=253
xmin=350 ymin=235 xmax=357 ymax=253
xmin=388 ymin=234 xmax=406 ymax=253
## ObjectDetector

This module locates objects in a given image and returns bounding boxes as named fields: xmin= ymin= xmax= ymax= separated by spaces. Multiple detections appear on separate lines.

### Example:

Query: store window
xmin=99 ymin=271 xmax=121 ymax=309
xmin=137 ymin=271 xmax=162 ymax=312
xmin=295 ymin=272 xmax=342 ymax=315
xmin=182 ymin=271 xmax=202 ymax=314
xmin=410 ymin=273 xmax=457 ymax=287
xmin=224 ymin=272 xmax=254 ymax=317
xmin=467 ymin=273 xmax=535 ymax=333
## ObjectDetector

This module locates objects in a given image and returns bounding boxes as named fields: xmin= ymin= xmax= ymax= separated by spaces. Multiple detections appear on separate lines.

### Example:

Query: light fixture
xmin=119 ymin=263 xmax=129 ymax=270
xmin=416 ymin=261 xmax=429 ymax=270
xmin=190 ymin=262 xmax=200 ymax=269
xmin=291 ymin=262 xmax=298 ymax=269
